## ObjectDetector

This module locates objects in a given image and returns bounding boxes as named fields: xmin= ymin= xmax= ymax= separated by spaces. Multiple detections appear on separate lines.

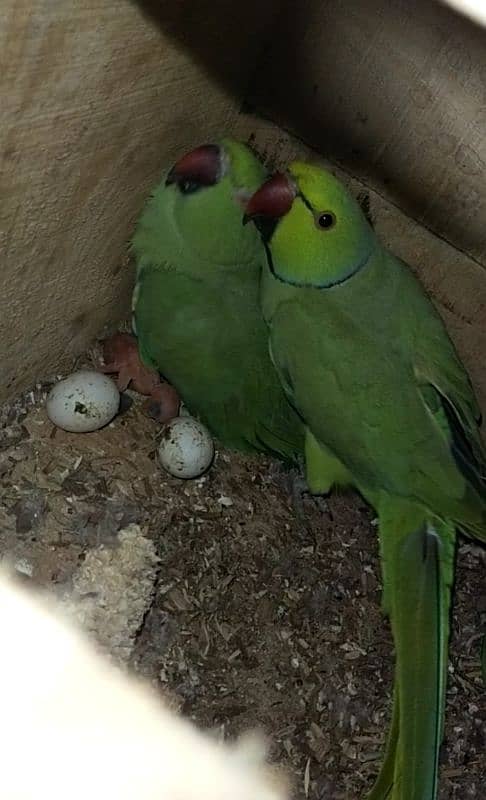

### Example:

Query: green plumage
xmin=253 ymin=161 xmax=486 ymax=799
xmin=131 ymin=138 xmax=303 ymax=462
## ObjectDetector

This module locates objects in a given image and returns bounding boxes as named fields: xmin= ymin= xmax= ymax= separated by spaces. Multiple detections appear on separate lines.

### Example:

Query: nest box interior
xmin=1 ymin=1 xmax=485 ymax=798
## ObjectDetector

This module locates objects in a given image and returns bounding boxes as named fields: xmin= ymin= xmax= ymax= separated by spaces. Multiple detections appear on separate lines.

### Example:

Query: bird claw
xmin=284 ymin=473 xmax=333 ymax=530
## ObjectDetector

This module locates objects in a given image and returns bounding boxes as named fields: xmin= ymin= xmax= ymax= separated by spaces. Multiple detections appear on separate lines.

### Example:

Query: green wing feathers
xmin=134 ymin=264 xmax=303 ymax=461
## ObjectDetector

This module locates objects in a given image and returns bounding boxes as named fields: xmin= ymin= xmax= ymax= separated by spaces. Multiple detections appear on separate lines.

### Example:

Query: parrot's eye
xmin=179 ymin=180 xmax=201 ymax=195
xmin=316 ymin=211 xmax=336 ymax=230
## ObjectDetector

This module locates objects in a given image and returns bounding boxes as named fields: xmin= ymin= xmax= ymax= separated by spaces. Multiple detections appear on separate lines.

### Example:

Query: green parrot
xmin=244 ymin=162 xmax=486 ymax=799
xmin=130 ymin=138 xmax=303 ymax=462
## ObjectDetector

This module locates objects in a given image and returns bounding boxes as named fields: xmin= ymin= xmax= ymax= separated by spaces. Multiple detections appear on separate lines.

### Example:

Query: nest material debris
xmin=0 ymin=371 xmax=484 ymax=799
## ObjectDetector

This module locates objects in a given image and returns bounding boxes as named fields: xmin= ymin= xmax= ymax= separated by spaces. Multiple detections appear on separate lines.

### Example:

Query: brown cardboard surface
xmin=246 ymin=0 xmax=486 ymax=266
xmin=0 ymin=0 xmax=278 ymax=401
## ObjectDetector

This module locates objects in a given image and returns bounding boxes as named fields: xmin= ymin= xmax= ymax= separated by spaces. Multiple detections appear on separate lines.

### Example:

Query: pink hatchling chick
xmin=100 ymin=332 xmax=180 ymax=423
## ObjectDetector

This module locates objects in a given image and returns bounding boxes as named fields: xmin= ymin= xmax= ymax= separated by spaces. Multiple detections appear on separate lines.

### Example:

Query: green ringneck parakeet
xmin=131 ymin=139 xmax=303 ymax=462
xmin=244 ymin=162 xmax=486 ymax=799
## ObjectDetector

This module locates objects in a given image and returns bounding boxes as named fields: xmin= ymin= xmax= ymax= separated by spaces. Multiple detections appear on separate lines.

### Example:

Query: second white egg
xmin=158 ymin=417 xmax=214 ymax=479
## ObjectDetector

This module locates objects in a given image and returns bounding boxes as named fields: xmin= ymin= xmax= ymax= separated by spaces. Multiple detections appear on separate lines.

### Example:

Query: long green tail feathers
xmin=368 ymin=507 xmax=455 ymax=800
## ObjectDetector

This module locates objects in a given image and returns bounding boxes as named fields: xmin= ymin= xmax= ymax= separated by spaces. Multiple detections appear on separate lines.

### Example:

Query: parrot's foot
xmin=291 ymin=476 xmax=312 ymax=532
xmin=313 ymin=495 xmax=333 ymax=517
xmin=289 ymin=475 xmax=333 ymax=529
xmin=142 ymin=383 xmax=180 ymax=424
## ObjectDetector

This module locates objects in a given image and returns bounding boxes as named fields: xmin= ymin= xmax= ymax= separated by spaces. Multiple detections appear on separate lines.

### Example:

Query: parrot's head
xmin=244 ymin=161 xmax=376 ymax=288
xmin=160 ymin=138 xmax=266 ymax=268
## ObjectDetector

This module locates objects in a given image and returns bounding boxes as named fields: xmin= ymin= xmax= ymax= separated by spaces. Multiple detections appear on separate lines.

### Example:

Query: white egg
xmin=158 ymin=417 xmax=214 ymax=479
xmin=46 ymin=371 xmax=120 ymax=433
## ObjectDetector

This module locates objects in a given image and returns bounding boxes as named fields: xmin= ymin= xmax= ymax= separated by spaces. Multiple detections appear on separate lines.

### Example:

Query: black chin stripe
xmin=254 ymin=216 xmax=279 ymax=243
xmin=264 ymin=241 xmax=275 ymax=274
xmin=298 ymin=191 xmax=314 ymax=213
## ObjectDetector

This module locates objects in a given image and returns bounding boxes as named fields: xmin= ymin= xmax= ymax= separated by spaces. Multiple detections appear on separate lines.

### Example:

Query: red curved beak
xmin=243 ymin=172 xmax=296 ymax=224
xmin=166 ymin=144 xmax=222 ymax=187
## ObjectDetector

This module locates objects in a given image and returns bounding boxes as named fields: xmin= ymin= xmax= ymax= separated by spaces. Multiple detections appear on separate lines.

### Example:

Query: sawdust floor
xmin=0 ymin=375 xmax=485 ymax=800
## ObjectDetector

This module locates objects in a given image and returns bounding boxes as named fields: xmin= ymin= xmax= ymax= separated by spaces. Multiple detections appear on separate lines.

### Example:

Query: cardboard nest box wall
xmin=1 ymin=0 xmax=485 ymax=410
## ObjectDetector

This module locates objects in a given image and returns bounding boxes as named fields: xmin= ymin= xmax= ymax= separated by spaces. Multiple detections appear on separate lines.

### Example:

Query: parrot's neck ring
xmin=264 ymin=243 xmax=373 ymax=290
